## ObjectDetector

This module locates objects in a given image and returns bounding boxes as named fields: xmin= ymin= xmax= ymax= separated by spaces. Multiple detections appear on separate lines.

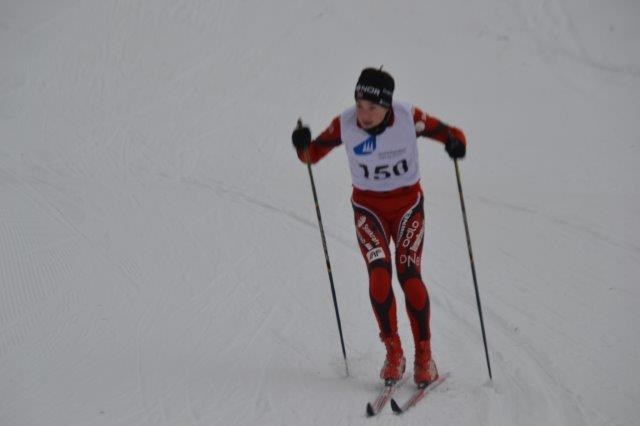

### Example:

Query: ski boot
xmin=379 ymin=333 xmax=406 ymax=382
xmin=414 ymin=340 xmax=438 ymax=386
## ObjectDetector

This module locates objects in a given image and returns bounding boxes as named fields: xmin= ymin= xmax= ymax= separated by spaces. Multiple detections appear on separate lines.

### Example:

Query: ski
xmin=365 ymin=379 xmax=402 ymax=417
xmin=390 ymin=372 xmax=450 ymax=415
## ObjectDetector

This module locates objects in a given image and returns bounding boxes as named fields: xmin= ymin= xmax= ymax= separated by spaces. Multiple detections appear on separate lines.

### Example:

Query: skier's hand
xmin=292 ymin=124 xmax=311 ymax=150
xmin=445 ymin=135 xmax=466 ymax=159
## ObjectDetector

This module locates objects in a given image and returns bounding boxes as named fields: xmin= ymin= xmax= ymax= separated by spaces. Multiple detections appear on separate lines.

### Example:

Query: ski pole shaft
xmin=299 ymin=119 xmax=349 ymax=376
xmin=454 ymin=159 xmax=492 ymax=380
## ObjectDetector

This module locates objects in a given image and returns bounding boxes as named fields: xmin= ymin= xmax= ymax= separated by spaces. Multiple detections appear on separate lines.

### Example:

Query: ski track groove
xmin=0 ymin=165 xmax=142 ymax=302
xmin=184 ymin=176 xmax=356 ymax=251
xmin=489 ymin=308 xmax=586 ymax=425
xmin=476 ymin=194 xmax=640 ymax=255
xmin=0 ymin=238 xmax=78 ymax=336
xmin=0 ymin=288 xmax=72 ymax=364
xmin=0 ymin=288 xmax=79 ymax=383
xmin=430 ymin=268 xmax=586 ymax=425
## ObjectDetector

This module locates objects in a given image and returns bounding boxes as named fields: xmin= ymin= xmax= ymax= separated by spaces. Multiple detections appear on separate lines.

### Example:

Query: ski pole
xmin=453 ymin=158 xmax=492 ymax=380
xmin=298 ymin=119 xmax=349 ymax=377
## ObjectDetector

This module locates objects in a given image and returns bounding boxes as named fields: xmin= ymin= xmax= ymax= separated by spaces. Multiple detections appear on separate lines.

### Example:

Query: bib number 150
xmin=358 ymin=159 xmax=408 ymax=180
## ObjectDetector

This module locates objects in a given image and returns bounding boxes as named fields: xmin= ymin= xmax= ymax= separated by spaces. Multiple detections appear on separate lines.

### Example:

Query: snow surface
xmin=1 ymin=1 xmax=639 ymax=425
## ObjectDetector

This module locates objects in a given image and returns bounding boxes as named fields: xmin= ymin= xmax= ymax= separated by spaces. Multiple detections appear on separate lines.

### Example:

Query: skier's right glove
xmin=292 ymin=125 xmax=311 ymax=150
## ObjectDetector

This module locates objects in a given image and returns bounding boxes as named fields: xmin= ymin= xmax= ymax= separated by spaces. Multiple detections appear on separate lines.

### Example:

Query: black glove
xmin=292 ymin=125 xmax=311 ymax=150
xmin=445 ymin=136 xmax=466 ymax=159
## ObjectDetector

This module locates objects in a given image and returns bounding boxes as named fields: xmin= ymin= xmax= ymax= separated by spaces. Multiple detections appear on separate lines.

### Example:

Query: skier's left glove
xmin=445 ymin=135 xmax=466 ymax=159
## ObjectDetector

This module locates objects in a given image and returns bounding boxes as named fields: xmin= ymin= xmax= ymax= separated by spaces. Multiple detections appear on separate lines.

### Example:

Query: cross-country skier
xmin=292 ymin=67 xmax=466 ymax=386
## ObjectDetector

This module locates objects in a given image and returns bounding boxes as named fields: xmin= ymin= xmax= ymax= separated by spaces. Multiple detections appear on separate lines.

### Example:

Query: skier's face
xmin=356 ymin=100 xmax=388 ymax=130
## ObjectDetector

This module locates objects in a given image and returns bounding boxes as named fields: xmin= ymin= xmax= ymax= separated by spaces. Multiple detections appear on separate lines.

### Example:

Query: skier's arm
xmin=412 ymin=106 xmax=466 ymax=145
xmin=295 ymin=116 xmax=343 ymax=164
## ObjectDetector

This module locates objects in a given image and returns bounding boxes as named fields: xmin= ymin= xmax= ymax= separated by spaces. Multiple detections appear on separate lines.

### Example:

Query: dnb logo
xmin=354 ymin=135 xmax=376 ymax=156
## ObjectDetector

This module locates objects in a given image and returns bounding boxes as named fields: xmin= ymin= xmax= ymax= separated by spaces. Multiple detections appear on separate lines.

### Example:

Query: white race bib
xmin=341 ymin=102 xmax=420 ymax=191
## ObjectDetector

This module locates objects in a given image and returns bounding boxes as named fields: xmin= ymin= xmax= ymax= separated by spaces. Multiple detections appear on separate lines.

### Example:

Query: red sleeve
xmin=296 ymin=116 xmax=343 ymax=164
xmin=412 ymin=106 xmax=466 ymax=145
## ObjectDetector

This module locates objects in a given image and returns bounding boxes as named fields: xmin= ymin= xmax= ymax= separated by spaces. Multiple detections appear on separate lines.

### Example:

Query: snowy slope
xmin=1 ymin=0 xmax=639 ymax=425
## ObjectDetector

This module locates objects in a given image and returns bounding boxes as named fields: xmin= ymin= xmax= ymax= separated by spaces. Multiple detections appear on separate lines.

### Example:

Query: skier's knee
xmin=369 ymin=267 xmax=392 ymax=303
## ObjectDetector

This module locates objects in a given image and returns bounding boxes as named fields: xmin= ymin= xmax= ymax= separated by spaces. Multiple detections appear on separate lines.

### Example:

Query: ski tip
xmin=390 ymin=398 xmax=403 ymax=414
xmin=365 ymin=402 xmax=375 ymax=417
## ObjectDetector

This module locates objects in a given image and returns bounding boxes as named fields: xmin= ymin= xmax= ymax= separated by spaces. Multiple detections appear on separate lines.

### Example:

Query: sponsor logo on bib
xmin=354 ymin=136 xmax=376 ymax=156
xmin=366 ymin=247 xmax=385 ymax=263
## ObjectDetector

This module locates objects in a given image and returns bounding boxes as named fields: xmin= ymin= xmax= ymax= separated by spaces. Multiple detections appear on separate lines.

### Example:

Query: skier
xmin=291 ymin=67 xmax=466 ymax=386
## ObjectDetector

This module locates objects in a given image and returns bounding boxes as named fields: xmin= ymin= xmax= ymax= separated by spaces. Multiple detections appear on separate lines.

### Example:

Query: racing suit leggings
xmin=352 ymin=190 xmax=431 ymax=346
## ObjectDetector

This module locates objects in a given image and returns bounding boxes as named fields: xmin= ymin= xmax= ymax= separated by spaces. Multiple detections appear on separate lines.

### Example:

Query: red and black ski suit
xmin=295 ymin=103 xmax=466 ymax=348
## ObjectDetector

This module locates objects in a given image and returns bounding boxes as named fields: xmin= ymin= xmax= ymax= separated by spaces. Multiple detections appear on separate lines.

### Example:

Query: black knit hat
xmin=354 ymin=67 xmax=395 ymax=108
